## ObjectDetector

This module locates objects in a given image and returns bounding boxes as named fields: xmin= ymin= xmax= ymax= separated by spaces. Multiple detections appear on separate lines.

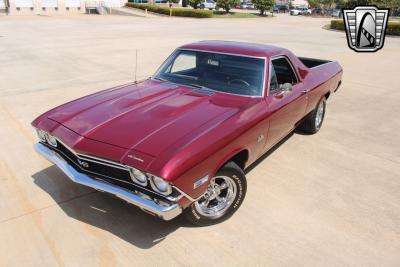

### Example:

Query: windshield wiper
xmin=189 ymin=83 xmax=212 ymax=91
xmin=153 ymin=77 xmax=166 ymax=82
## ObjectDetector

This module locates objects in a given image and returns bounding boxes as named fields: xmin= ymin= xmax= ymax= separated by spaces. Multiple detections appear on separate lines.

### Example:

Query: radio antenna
xmin=134 ymin=48 xmax=138 ymax=83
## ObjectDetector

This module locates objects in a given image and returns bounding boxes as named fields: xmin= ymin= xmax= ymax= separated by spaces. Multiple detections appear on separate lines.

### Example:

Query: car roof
xmin=179 ymin=40 xmax=288 ymax=58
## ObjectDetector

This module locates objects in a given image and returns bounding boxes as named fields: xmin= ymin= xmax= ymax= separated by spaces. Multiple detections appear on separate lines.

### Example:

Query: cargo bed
xmin=299 ymin=57 xmax=331 ymax=68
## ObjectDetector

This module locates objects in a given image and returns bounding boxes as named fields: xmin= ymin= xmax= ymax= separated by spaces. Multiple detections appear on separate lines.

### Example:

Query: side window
xmin=269 ymin=64 xmax=279 ymax=92
xmin=271 ymin=57 xmax=298 ymax=86
xmin=169 ymin=51 xmax=196 ymax=73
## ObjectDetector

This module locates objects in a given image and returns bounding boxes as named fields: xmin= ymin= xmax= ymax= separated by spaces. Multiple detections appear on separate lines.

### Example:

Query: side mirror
xmin=279 ymin=83 xmax=293 ymax=92
xmin=274 ymin=83 xmax=292 ymax=97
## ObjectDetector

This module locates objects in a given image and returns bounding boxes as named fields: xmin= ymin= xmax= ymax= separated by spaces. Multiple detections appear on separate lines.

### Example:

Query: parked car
xmin=199 ymin=0 xmax=215 ymax=10
xmin=290 ymin=7 xmax=311 ymax=15
xmin=239 ymin=2 xmax=249 ymax=9
xmin=273 ymin=5 xmax=288 ymax=13
xmin=246 ymin=3 xmax=255 ymax=9
xmin=331 ymin=9 xmax=342 ymax=18
xmin=32 ymin=41 xmax=343 ymax=226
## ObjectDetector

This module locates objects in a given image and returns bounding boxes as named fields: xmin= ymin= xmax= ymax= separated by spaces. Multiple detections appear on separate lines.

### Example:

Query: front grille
xmin=43 ymin=140 xmax=180 ymax=203
xmin=54 ymin=141 xmax=132 ymax=184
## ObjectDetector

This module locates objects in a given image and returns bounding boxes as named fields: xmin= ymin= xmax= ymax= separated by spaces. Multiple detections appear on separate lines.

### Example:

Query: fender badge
xmin=128 ymin=154 xmax=144 ymax=162
xmin=193 ymin=175 xmax=209 ymax=189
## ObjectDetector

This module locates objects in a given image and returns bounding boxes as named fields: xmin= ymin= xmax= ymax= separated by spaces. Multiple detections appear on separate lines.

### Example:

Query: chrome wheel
xmin=194 ymin=176 xmax=237 ymax=219
xmin=315 ymin=101 xmax=324 ymax=129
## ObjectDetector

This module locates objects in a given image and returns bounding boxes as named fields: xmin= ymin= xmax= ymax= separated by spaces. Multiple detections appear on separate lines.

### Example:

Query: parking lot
xmin=0 ymin=13 xmax=400 ymax=266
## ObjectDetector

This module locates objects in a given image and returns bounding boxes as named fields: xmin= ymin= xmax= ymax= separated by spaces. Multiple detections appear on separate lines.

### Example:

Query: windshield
xmin=154 ymin=49 xmax=266 ymax=96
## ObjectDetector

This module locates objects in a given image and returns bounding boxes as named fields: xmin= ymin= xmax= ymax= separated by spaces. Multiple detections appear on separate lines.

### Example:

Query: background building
xmin=1 ymin=0 xmax=125 ymax=14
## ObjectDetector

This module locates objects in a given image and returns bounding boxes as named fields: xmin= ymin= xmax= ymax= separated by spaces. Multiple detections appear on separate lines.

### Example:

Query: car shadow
xmin=31 ymin=165 xmax=187 ymax=249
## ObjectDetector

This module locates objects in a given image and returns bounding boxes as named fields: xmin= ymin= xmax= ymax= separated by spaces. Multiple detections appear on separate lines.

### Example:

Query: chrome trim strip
xmin=34 ymin=143 xmax=182 ymax=221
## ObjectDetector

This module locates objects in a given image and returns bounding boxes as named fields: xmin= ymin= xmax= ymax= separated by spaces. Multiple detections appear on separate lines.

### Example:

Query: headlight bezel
xmin=129 ymin=167 xmax=148 ymax=186
xmin=46 ymin=134 xmax=58 ymax=147
xmin=36 ymin=129 xmax=47 ymax=143
xmin=36 ymin=129 xmax=57 ymax=148
xmin=149 ymin=175 xmax=172 ymax=196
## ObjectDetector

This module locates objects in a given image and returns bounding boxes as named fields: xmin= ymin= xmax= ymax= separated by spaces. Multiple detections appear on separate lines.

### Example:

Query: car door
xmin=264 ymin=56 xmax=308 ymax=150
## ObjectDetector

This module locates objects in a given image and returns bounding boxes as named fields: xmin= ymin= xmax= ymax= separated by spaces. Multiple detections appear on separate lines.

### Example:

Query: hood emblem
xmin=128 ymin=154 xmax=144 ymax=163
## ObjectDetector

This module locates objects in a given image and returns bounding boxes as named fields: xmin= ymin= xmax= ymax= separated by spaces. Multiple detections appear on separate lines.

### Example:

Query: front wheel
xmin=184 ymin=162 xmax=247 ymax=226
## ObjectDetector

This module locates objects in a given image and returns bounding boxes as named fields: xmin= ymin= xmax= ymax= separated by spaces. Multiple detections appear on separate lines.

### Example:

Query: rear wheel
xmin=184 ymin=162 xmax=247 ymax=226
xmin=299 ymin=97 xmax=326 ymax=134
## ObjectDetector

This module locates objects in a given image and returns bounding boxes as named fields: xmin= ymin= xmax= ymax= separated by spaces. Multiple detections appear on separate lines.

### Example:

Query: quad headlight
xmin=129 ymin=168 xmax=148 ymax=186
xmin=46 ymin=134 xmax=58 ymax=147
xmin=36 ymin=129 xmax=47 ymax=142
xmin=36 ymin=129 xmax=57 ymax=147
xmin=129 ymin=168 xmax=172 ymax=195
xmin=150 ymin=175 xmax=172 ymax=196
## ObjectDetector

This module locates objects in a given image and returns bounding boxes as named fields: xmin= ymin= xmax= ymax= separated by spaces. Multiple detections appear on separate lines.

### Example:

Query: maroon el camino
xmin=32 ymin=41 xmax=342 ymax=226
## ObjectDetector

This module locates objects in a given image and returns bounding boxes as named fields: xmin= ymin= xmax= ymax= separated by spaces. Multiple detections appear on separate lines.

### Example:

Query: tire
xmin=184 ymin=162 xmax=247 ymax=226
xmin=299 ymin=97 xmax=326 ymax=134
xmin=200 ymin=4 xmax=205 ymax=9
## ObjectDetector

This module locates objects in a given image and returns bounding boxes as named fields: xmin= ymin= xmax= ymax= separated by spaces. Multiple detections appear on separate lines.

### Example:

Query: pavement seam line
xmin=0 ymin=190 xmax=97 ymax=224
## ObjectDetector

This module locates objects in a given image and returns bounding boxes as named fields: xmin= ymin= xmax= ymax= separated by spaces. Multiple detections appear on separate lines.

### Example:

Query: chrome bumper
xmin=34 ymin=143 xmax=182 ymax=220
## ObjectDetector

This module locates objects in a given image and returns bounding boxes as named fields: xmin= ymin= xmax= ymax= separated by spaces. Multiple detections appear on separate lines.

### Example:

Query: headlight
xmin=36 ymin=129 xmax=47 ymax=143
xmin=46 ymin=134 xmax=58 ymax=147
xmin=150 ymin=175 xmax=172 ymax=196
xmin=129 ymin=168 xmax=148 ymax=186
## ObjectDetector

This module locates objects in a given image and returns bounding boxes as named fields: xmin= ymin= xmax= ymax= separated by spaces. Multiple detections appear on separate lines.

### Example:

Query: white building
xmin=0 ymin=0 xmax=126 ymax=14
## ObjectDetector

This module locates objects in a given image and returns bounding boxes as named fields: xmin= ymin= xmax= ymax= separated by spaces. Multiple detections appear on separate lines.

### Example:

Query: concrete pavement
xmin=0 ymin=14 xmax=399 ymax=266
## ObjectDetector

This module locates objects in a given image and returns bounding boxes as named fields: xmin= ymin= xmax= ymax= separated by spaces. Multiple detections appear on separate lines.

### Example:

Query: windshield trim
xmin=152 ymin=48 xmax=267 ymax=98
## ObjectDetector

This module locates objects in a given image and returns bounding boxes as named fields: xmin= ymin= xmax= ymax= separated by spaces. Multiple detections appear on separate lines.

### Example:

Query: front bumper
xmin=34 ymin=143 xmax=182 ymax=220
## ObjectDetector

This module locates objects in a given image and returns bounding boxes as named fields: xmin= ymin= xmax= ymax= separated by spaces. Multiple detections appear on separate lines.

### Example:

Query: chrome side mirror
xmin=279 ymin=83 xmax=293 ymax=93
xmin=274 ymin=83 xmax=293 ymax=97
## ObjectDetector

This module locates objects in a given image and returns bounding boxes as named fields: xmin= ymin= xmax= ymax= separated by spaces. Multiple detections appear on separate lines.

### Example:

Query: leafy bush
xmin=330 ymin=20 xmax=345 ymax=31
xmin=125 ymin=3 xmax=213 ymax=17
xmin=252 ymin=0 xmax=274 ymax=15
xmin=216 ymin=0 xmax=239 ymax=13
xmin=386 ymin=22 xmax=400 ymax=36
xmin=331 ymin=19 xmax=400 ymax=35
xmin=330 ymin=20 xmax=400 ymax=36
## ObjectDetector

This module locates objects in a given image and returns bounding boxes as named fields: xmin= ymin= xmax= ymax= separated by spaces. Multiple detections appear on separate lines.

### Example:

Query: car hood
xmin=47 ymin=79 xmax=249 ymax=158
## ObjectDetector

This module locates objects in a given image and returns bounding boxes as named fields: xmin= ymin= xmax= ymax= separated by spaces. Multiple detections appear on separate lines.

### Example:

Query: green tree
xmin=307 ymin=0 xmax=321 ymax=8
xmin=188 ymin=0 xmax=202 ymax=9
xmin=252 ymin=0 xmax=274 ymax=15
xmin=216 ymin=0 xmax=239 ymax=13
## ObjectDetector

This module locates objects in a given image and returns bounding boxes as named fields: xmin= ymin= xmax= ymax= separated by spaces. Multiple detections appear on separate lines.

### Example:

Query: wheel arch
xmin=215 ymin=148 xmax=249 ymax=174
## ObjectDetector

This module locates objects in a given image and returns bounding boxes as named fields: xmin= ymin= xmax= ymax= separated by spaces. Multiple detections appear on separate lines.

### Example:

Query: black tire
xmin=184 ymin=162 xmax=247 ymax=226
xmin=299 ymin=97 xmax=326 ymax=134
xmin=200 ymin=4 xmax=205 ymax=9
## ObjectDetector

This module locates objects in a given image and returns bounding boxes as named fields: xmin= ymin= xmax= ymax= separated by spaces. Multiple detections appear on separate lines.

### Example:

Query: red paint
xmin=32 ymin=41 xmax=342 ymax=202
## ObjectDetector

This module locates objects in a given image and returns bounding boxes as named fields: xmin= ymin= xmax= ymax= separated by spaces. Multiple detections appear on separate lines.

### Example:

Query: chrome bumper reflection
xmin=34 ymin=143 xmax=182 ymax=220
